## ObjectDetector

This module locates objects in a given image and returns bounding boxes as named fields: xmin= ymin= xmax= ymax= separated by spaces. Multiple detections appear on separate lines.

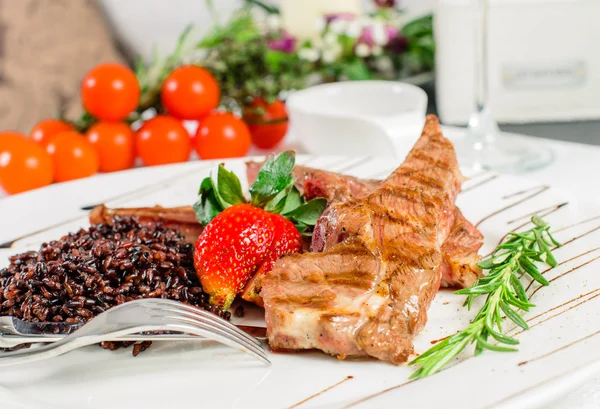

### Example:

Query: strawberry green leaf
xmin=197 ymin=175 xmax=213 ymax=195
xmin=193 ymin=176 xmax=223 ymax=225
xmin=217 ymin=164 xmax=247 ymax=206
xmin=281 ymin=186 xmax=302 ymax=214
xmin=264 ymin=181 xmax=295 ymax=213
xmin=295 ymin=221 xmax=309 ymax=234
xmin=249 ymin=151 xmax=295 ymax=207
xmin=284 ymin=198 xmax=327 ymax=226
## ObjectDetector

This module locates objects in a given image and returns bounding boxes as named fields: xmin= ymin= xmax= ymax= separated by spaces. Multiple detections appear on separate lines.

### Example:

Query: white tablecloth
xmin=1 ymin=127 xmax=600 ymax=408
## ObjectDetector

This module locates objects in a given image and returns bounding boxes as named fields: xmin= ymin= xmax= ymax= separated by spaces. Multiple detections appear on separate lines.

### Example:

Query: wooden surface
xmin=0 ymin=0 xmax=125 ymax=133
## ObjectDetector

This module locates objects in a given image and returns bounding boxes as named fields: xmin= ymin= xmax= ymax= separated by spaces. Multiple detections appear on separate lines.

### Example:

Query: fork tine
xmin=151 ymin=307 xmax=267 ymax=358
xmin=163 ymin=316 xmax=270 ymax=365
xmin=150 ymin=300 xmax=264 ymax=346
xmin=128 ymin=299 xmax=269 ymax=363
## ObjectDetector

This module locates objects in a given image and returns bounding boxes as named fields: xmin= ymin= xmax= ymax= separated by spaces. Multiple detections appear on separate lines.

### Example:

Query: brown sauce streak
xmin=525 ymin=247 xmax=600 ymax=293
xmin=518 ymin=328 xmax=600 ymax=366
xmin=430 ymin=333 xmax=453 ymax=345
xmin=528 ymin=286 xmax=600 ymax=323
xmin=341 ymin=380 xmax=417 ymax=409
xmin=461 ymin=174 xmax=499 ymax=194
xmin=503 ymin=185 xmax=547 ymax=200
xmin=509 ymin=286 xmax=600 ymax=337
xmin=506 ymin=202 xmax=569 ymax=225
xmin=475 ymin=186 xmax=550 ymax=228
xmin=524 ymin=292 xmax=600 ymax=335
xmin=465 ymin=169 xmax=493 ymax=180
xmin=559 ymin=224 xmax=600 ymax=247
xmin=482 ymin=202 xmax=568 ymax=258
xmin=288 ymin=376 xmax=354 ymax=409
xmin=529 ymin=254 xmax=600 ymax=298
xmin=551 ymin=214 xmax=600 ymax=234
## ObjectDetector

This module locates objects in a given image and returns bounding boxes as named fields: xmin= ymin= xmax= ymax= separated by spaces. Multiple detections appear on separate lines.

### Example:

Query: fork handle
xmin=0 ymin=324 xmax=269 ymax=366
xmin=0 ymin=325 xmax=165 ymax=367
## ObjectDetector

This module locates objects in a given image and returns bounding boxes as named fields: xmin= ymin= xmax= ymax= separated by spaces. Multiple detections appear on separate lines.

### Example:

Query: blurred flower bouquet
xmin=199 ymin=2 xmax=434 ymax=107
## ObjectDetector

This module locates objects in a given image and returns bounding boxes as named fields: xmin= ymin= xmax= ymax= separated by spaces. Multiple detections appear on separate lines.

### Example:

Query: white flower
xmin=322 ymin=50 xmax=338 ymax=64
xmin=329 ymin=19 xmax=348 ymax=34
xmin=345 ymin=20 xmax=363 ymax=38
xmin=374 ymin=56 xmax=394 ymax=74
xmin=324 ymin=32 xmax=339 ymax=46
xmin=305 ymin=72 xmax=324 ymax=86
xmin=355 ymin=43 xmax=371 ymax=57
xmin=266 ymin=14 xmax=281 ymax=31
xmin=358 ymin=16 xmax=372 ymax=28
xmin=315 ymin=16 xmax=327 ymax=34
xmin=322 ymin=44 xmax=342 ymax=63
xmin=299 ymin=47 xmax=320 ymax=62
xmin=311 ymin=37 xmax=324 ymax=49
xmin=372 ymin=22 xmax=388 ymax=46
xmin=372 ymin=45 xmax=383 ymax=56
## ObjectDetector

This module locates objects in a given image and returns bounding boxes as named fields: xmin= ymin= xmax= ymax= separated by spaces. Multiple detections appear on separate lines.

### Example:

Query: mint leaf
xmin=284 ymin=198 xmax=327 ymax=226
xmin=193 ymin=176 xmax=223 ymax=225
xmin=250 ymin=151 xmax=295 ymax=206
xmin=217 ymin=164 xmax=246 ymax=206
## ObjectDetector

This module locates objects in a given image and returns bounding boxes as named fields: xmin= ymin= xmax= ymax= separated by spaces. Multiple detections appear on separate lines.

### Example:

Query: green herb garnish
xmin=193 ymin=151 xmax=326 ymax=235
xmin=409 ymin=216 xmax=560 ymax=379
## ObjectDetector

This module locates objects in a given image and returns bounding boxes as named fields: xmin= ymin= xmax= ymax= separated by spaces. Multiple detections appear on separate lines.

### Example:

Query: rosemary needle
xmin=409 ymin=215 xmax=561 ymax=379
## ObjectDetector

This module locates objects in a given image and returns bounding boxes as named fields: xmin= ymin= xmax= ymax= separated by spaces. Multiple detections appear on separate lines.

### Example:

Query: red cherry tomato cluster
xmin=0 ymin=62 xmax=289 ymax=195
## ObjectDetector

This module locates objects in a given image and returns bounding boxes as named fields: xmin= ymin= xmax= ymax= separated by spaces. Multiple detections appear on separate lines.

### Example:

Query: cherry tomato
xmin=0 ymin=132 xmax=53 ymax=194
xmin=46 ymin=131 xmax=99 ymax=182
xmin=243 ymin=98 xmax=289 ymax=149
xmin=194 ymin=112 xmax=251 ymax=159
xmin=86 ymin=122 xmax=135 ymax=172
xmin=161 ymin=66 xmax=220 ymax=120
xmin=0 ymin=131 xmax=27 ymax=150
xmin=29 ymin=119 xmax=74 ymax=147
xmin=135 ymin=115 xmax=191 ymax=166
xmin=81 ymin=63 xmax=140 ymax=121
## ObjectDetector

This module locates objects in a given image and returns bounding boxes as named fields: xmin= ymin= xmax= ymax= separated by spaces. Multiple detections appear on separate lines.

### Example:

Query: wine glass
xmin=455 ymin=0 xmax=554 ymax=173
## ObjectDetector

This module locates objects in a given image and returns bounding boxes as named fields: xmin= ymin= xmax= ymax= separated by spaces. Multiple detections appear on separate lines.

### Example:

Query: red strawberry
xmin=241 ymin=214 xmax=302 ymax=306
xmin=194 ymin=204 xmax=275 ymax=309
xmin=192 ymin=151 xmax=327 ymax=309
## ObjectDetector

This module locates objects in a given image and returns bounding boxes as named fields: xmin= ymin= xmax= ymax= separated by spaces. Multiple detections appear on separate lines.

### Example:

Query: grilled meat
xmin=260 ymin=116 xmax=464 ymax=364
xmin=89 ymin=205 xmax=202 ymax=244
xmin=248 ymin=162 xmax=483 ymax=288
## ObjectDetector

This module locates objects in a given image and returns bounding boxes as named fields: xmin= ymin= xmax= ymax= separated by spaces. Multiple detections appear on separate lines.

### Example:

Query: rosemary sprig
xmin=409 ymin=215 xmax=561 ymax=379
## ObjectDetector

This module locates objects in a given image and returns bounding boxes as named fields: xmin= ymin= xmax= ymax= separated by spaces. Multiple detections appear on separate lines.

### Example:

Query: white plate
xmin=0 ymin=155 xmax=599 ymax=409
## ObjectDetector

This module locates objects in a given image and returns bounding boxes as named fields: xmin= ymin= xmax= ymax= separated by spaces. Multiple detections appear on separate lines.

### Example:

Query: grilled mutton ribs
xmin=260 ymin=116 xmax=465 ymax=364
xmin=249 ymin=163 xmax=483 ymax=288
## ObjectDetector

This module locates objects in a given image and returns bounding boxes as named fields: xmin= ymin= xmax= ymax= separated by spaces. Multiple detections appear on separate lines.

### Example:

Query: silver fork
xmin=0 ymin=299 xmax=270 ymax=366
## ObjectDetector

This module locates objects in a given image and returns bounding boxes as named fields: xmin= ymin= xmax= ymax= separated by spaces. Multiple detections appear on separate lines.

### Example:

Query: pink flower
xmin=386 ymin=36 xmax=408 ymax=54
xmin=374 ymin=0 xmax=396 ymax=7
xmin=385 ymin=25 xmax=399 ymax=41
xmin=268 ymin=31 xmax=296 ymax=53
xmin=324 ymin=12 xmax=356 ymax=24
xmin=360 ymin=27 xmax=375 ymax=46
xmin=360 ymin=24 xmax=401 ymax=47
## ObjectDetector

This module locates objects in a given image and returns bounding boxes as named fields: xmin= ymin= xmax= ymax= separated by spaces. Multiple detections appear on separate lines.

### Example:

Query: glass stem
xmin=468 ymin=0 xmax=498 ymax=146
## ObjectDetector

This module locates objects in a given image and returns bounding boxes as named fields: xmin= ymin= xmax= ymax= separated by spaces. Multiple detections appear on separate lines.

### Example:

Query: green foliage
xmin=410 ymin=217 xmax=561 ymax=379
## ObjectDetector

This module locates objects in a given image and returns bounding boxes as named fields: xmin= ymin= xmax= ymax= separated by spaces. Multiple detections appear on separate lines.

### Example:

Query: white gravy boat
xmin=286 ymin=81 xmax=428 ymax=160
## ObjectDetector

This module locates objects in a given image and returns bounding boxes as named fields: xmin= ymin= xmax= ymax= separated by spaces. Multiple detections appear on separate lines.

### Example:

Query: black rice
xmin=0 ymin=216 xmax=229 ymax=354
